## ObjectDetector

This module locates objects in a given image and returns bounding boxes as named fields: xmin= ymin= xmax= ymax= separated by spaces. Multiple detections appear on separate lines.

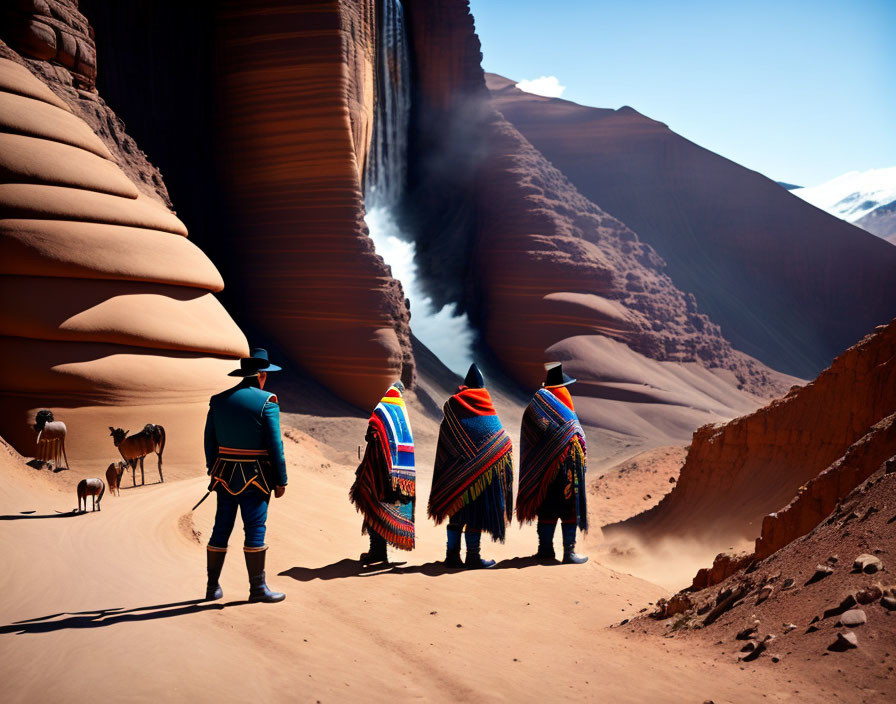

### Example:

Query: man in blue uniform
xmin=203 ymin=348 xmax=289 ymax=603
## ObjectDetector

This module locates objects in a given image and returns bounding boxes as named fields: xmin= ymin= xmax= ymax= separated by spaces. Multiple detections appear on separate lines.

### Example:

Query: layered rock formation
xmin=487 ymin=74 xmax=896 ymax=379
xmin=214 ymin=0 xmax=413 ymax=411
xmin=402 ymin=0 xmax=789 ymax=439
xmin=606 ymin=320 xmax=896 ymax=546
xmin=0 ymin=45 xmax=247 ymax=461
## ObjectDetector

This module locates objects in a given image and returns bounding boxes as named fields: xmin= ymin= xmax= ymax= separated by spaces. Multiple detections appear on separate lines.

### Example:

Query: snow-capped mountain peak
xmin=791 ymin=167 xmax=896 ymax=223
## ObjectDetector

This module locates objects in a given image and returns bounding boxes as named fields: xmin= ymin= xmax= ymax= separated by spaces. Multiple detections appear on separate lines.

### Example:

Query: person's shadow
xmin=280 ymin=555 xmax=552 ymax=581
xmin=1 ymin=598 xmax=247 ymax=635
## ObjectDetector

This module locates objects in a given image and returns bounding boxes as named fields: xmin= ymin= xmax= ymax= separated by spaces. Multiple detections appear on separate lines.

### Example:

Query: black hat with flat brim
xmin=542 ymin=361 xmax=576 ymax=388
xmin=228 ymin=348 xmax=282 ymax=377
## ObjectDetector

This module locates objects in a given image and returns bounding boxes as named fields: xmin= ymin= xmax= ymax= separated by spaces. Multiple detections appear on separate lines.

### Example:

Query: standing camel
xmin=77 ymin=478 xmax=105 ymax=512
xmin=34 ymin=409 xmax=69 ymax=470
xmin=109 ymin=424 xmax=166 ymax=485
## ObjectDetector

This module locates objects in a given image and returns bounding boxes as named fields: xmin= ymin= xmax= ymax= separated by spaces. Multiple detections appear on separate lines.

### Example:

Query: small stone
xmin=756 ymin=586 xmax=772 ymax=604
xmin=781 ymin=577 xmax=795 ymax=590
xmin=770 ymin=654 xmax=782 ymax=663
xmin=829 ymin=631 xmax=858 ymax=651
xmin=740 ymin=640 xmax=758 ymax=652
xmin=736 ymin=623 xmax=759 ymax=640
xmin=456 ymin=624 xmax=462 ymax=628
xmin=807 ymin=564 xmax=834 ymax=585
xmin=739 ymin=639 xmax=767 ymax=661
xmin=827 ymin=555 xmax=839 ymax=565
xmin=856 ymin=586 xmax=882 ymax=604
xmin=853 ymin=554 xmax=882 ymax=574
xmin=782 ymin=623 xmax=797 ymax=633
xmin=881 ymin=596 xmax=896 ymax=611
xmin=620 ymin=618 xmax=629 ymax=625
xmin=838 ymin=609 xmax=867 ymax=627
xmin=668 ymin=476 xmax=676 ymax=483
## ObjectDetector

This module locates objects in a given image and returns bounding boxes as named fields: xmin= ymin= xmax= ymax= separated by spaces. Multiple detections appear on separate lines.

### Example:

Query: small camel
xmin=34 ymin=409 xmax=69 ymax=470
xmin=77 ymin=478 xmax=105 ymax=512
xmin=105 ymin=461 xmax=127 ymax=497
xmin=109 ymin=424 xmax=166 ymax=486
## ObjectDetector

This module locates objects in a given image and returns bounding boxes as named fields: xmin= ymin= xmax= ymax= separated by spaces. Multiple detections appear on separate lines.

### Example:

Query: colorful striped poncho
xmin=428 ymin=386 xmax=514 ymax=541
xmin=349 ymin=383 xmax=416 ymax=550
xmin=517 ymin=388 xmax=588 ymax=531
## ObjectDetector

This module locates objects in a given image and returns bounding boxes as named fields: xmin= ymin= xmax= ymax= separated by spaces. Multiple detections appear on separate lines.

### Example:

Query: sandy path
xmin=0 ymin=432 xmax=824 ymax=704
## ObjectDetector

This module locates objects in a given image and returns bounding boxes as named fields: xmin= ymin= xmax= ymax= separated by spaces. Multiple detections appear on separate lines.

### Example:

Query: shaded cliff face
xmin=0 ymin=48 xmax=248 ymax=461
xmin=605 ymin=320 xmax=896 ymax=547
xmin=216 ymin=0 xmax=413 ymax=411
xmin=402 ymin=0 xmax=789 ymax=438
xmin=487 ymin=74 xmax=896 ymax=379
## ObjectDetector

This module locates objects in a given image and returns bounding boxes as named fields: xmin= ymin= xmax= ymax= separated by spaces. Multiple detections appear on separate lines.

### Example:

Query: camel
xmin=109 ymin=424 xmax=166 ymax=486
xmin=77 ymin=478 xmax=105 ymax=512
xmin=105 ymin=461 xmax=127 ymax=496
xmin=34 ymin=409 xmax=69 ymax=470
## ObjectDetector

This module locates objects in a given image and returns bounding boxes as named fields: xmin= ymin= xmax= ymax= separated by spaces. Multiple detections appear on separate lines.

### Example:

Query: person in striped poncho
xmin=349 ymin=381 xmax=416 ymax=565
xmin=429 ymin=364 xmax=514 ymax=569
xmin=517 ymin=362 xmax=588 ymax=564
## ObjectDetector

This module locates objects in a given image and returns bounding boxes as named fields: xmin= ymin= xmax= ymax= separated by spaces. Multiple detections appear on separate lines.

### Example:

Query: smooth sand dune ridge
xmin=0 ymin=58 xmax=247 ymax=460
xmin=0 ymin=417 xmax=824 ymax=703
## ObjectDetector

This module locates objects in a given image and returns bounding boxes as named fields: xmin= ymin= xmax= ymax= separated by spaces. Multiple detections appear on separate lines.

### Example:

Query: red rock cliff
xmin=606 ymin=320 xmax=896 ymax=546
xmin=217 ymin=0 xmax=413 ymax=411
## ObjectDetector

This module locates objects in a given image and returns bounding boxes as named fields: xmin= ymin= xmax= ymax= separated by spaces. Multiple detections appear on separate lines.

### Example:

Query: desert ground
xmin=1 ymin=363 xmax=878 ymax=704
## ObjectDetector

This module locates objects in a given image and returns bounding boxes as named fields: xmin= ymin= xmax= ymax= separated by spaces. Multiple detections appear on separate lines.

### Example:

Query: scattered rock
xmin=770 ymin=654 xmax=782 ymax=663
xmin=739 ymin=638 xmax=767 ymax=662
xmin=881 ymin=596 xmax=896 ymax=611
xmin=736 ymin=622 xmax=760 ymax=640
xmin=782 ymin=623 xmax=797 ymax=633
xmin=824 ymin=593 xmax=858 ymax=619
xmin=856 ymin=586 xmax=882 ymax=604
xmin=651 ymin=592 xmax=693 ymax=619
xmin=704 ymin=583 xmax=751 ymax=627
xmin=668 ymin=476 xmax=676 ymax=483
xmin=780 ymin=577 xmax=795 ymax=590
xmin=827 ymin=555 xmax=839 ymax=565
xmin=756 ymin=586 xmax=772 ymax=604
xmin=828 ymin=631 xmax=858 ymax=651
xmin=853 ymin=554 xmax=882 ymax=574
xmin=806 ymin=564 xmax=834 ymax=585
xmin=838 ymin=609 xmax=867 ymax=627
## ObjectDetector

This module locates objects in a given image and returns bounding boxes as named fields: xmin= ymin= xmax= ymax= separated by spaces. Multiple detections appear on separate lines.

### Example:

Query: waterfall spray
xmin=364 ymin=0 xmax=474 ymax=376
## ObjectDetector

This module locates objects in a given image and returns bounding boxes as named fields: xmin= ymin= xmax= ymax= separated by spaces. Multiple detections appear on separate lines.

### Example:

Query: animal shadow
xmin=0 ymin=510 xmax=80 ymax=521
xmin=280 ymin=558 xmax=409 ymax=582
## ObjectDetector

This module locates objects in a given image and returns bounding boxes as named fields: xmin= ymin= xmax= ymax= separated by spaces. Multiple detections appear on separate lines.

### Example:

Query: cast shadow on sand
xmin=0 ymin=510 xmax=81 ymax=520
xmin=0 ymin=599 xmax=246 ymax=635
xmin=280 ymin=555 xmax=556 ymax=582
xmin=25 ymin=459 xmax=67 ymax=472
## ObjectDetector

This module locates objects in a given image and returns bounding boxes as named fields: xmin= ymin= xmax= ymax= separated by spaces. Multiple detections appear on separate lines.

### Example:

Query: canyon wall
xmin=0 ymin=36 xmax=248 ymax=464
xmin=215 ymin=0 xmax=414 ymax=410
xmin=606 ymin=319 xmax=896 ymax=545
xmin=488 ymin=75 xmax=896 ymax=379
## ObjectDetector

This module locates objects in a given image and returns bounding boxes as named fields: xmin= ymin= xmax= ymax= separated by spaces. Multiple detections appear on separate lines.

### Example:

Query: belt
xmin=217 ymin=446 xmax=270 ymax=461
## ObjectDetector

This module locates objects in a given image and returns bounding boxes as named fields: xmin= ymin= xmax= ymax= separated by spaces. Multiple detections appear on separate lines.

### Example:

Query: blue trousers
xmin=208 ymin=488 xmax=270 ymax=549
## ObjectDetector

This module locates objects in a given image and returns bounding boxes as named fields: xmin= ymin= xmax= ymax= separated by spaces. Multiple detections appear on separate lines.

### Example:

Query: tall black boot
xmin=244 ymin=548 xmax=286 ymax=603
xmin=561 ymin=522 xmax=588 ymax=564
xmin=206 ymin=547 xmax=226 ymax=600
xmin=464 ymin=530 xmax=496 ymax=569
xmin=445 ymin=525 xmax=464 ymax=567
xmin=535 ymin=522 xmax=557 ymax=561
xmin=360 ymin=529 xmax=388 ymax=566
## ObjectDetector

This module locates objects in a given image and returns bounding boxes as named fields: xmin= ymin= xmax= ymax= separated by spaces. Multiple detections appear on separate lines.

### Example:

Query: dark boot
xmin=561 ymin=522 xmax=588 ymax=564
xmin=360 ymin=529 xmax=388 ymax=566
xmin=244 ymin=548 xmax=286 ymax=603
xmin=535 ymin=522 xmax=557 ymax=561
xmin=445 ymin=525 xmax=464 ymax=568
xmin=206 ymin=547 xmax=226 ymax=600
xmin=464 ymin=530 xmax=495 ymax=569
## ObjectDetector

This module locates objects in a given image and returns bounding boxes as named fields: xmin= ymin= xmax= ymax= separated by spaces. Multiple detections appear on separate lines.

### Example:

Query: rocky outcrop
xmin=755 ymin=414 xmax=896 ymax=559
xmin=855 ymin=201 xmax=896 ymax=245
xmin=488 ymin=74 xmax=896 ymax=379
xmin=606 ymin=320 xmax=896 ymax=545
xmin=0 ymin=54 xmax=248 ymax=460
xmin=214 ymin=0 xmax=413 ymax=410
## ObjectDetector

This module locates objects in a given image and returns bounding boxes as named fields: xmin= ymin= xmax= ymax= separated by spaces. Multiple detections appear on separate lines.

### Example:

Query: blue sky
xmin=468 ymin=0 xmax=896 ymax=187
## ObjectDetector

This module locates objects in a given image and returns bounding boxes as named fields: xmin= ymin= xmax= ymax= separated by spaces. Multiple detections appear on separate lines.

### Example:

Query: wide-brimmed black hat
xmin=228 ymin=348 xmax=282 ymax=377
xmin=464 ymin=363 xmax=485 ymax=389
xmin=542 ymin=362 xmax=576 ymax=388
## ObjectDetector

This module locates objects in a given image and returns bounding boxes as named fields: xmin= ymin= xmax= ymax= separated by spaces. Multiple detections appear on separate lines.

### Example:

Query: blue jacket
xmin=204 ymin=379 xmax=288 ymax=489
